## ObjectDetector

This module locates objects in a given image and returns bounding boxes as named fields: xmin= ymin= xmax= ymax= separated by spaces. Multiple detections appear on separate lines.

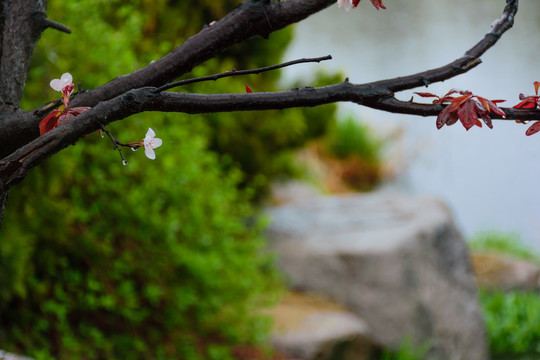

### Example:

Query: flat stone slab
xmin=267 ymin=291 xmax=381 ymax=360
xmin=472 ymin=252 xmax=540 ymax=292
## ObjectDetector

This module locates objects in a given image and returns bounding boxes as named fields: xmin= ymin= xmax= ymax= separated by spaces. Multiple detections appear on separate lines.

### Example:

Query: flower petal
xmin=61 ymin=73 xmax=73 ymax=85
xmin=50 ymin=79 xmax=65 ymax=91
xmin=145 ymin=147 xmax=156 ymax=160
xmin=145 ymin=128 xmax=156 ymax=140
xmin=151 ymin=138 xmax=162 ymax=149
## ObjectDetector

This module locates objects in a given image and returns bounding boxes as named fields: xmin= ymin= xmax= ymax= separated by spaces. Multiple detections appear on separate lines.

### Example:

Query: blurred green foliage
xmin=470 ymin=233 xmax=540 ymax=359
xmin=480 ymin=290 xmax=540 ymax=358
xmin=1 ymin=0 xmax=339 ymax=358
xmin=0 ymin=118 xmax=280 ymax=359
xmin=469 ymin=232 xmax=540 ymax=263
xmin=325 ymin=117 xmax=384 ymax=163
xmin=380 ymin=337 xmax=433 ymax=360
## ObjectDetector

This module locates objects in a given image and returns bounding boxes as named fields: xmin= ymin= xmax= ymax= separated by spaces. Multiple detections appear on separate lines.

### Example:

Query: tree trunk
xmin=0 ymin=190 xmax=7 ymax=227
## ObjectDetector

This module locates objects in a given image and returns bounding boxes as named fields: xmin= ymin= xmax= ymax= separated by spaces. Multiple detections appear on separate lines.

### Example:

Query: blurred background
xmin=282 ymin=0 xmax=540 ymax=251
xmin=1 ymin=0 xmax=540 ymax=359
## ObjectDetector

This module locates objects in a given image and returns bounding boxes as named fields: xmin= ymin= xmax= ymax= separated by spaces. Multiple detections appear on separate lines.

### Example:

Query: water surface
xmin=283 ymin=0 xmax=540 ymax=249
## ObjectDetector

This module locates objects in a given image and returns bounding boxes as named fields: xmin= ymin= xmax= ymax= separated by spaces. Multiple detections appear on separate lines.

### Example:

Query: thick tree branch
xmin=0 ymin=0 xmax=533 ymax=193
xmin=0 ymin=0 xmax=518 ymax=158
xmin=3 ymin=75 xmax=540 ymax=193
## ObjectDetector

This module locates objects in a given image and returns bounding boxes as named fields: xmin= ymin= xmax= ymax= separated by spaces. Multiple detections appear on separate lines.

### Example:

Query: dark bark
xmin=0 ymin=0 xmax=46 ymax=105
xmin=0 ymin=189 xmax=6 ymax=227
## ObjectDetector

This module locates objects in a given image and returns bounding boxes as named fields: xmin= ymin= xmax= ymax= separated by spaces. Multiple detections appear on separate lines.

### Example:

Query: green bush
xmin=0 ymin=117 xmax=281 ymax=359
xmin=0 ymin=0 xmax=328 ymax=358
xmin=480 ymin=290 xmax=540 ymax=357
xmin=470 ymin=233 xmax=540 ymax=358
xmin=469 ymin=232 xmax=540 ymax=263
xmin=325 ymin=116 xmax=384 ymax=163
xmin=380 ymin=337 xmax=433 ymax=360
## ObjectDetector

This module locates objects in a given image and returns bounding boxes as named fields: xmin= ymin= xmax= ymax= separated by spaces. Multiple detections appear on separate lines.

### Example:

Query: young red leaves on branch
xmin=39 ymin=73 xmax=90 ymax=135
xmin=414 ymin=90 xmax=506 ymax=131
xmin=514 ymin=82 xmax=540 ymax=135
xmin=337 ymin=0 xmax=386 ymax=11
xmin=514 ymin=81 xmax=540 ymax=110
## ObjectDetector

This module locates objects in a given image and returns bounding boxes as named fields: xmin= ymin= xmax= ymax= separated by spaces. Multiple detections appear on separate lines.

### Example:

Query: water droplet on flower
xmin=122 ymin=160 xmax=128 ymax=166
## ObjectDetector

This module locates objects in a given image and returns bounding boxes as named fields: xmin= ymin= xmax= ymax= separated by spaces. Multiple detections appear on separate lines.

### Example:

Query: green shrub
xmin=0 ymin=1 xmax=342 ymax=357
xmin=325 ymin=116 xmax=384 ymax=163
xmin=480 ymin=290 xmax=540 ymax=357
xmin=0 ymin=117 xmax=281 ymax=359
xmin=471 ymin=233 xmax=540 ymax=358
xmin=380 ymin=337 xmax=433 ymax=360
xmin=469 ymin=232 xmax=540 ymax=263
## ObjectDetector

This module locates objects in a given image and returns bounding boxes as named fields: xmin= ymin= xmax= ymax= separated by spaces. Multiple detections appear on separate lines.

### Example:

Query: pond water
xmin=282 ymin=0 xmax=540 ymax=251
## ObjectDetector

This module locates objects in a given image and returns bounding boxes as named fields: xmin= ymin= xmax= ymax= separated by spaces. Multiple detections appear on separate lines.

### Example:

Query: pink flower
xmin=50 ymin=72 xmax=74 ymax=107
xmin=143 ymin=128 xmax=162 ymax=160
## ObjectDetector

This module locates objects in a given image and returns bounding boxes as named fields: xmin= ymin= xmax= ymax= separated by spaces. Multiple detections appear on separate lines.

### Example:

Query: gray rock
xmin=265 ymin=192 xmax=488 ymax=360
xmin=269 ymin=180 xmax=321 ymax=205
xmin=0 ymin=351 xmax=33 ymax=360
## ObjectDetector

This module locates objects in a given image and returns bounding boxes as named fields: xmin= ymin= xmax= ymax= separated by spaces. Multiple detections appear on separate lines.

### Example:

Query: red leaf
xmin=475 ymin=119 xmax=482 ymax=128
xmin=436 ymin=105 xmax=457 ymax=129
xmin=457 ymin=99 xmax=479 ymax=131
xmin=513 ymin=99 xmax=537 ymax=109
xmin=414 ymin=92 xmax=439 ymax=98
xmin=244 ymin=84 xmax=252 ymax=93
xmin=448 ymin=94 xmax=473 ymax=113
xmin=479 ymin=114 xmax=493 ymax=129
xmin=481 ymin=98 xmax=506 ymax=118
xmin=526 ymin=121 xmax=540 ymax=136
xmin=370 ymin=0 xmax=386 ymax=9
xmin=58 ymin=113 xmax=75 ymax=126
xmin=39 ymin=110 xmax=62 ymax=135
xmin=68 ymin=106 xmax=91 ymax=115
xmin=446 ymin=111 xmax=459 ymax=126
xmin=58 ymin=107 xmax=92 ymax=126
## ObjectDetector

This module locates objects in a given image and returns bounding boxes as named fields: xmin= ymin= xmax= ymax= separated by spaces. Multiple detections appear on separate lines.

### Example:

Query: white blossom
xmin=337 ymin=0 xmax=353 ymax=11
xmin=143 ymin=128 xmax=163 ymax=160
xmin=50 ymin=73 xmax=73 ymax=92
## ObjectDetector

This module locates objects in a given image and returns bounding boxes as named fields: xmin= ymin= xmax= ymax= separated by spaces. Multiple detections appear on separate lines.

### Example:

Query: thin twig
xmin=154 ymin=55 xmax=332 ymax=93
xmin=38 ymin=13 xmax=72 ymax=34
xmin=100 ymin=126 xmax=141 ymax=165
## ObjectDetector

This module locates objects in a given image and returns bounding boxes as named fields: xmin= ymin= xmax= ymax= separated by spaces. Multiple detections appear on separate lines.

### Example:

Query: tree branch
xmin=154 ymin=55 xmax=332 ymax=92
xmin=40 ymin=15 xmax=71 ymax=34
xmin=0 ymin=0 xmax=532 ymax=191
xmin=3 ymin=73 xmax=540 ymax=192
xmin=0 ymin=0 xmax=336 ymax=155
